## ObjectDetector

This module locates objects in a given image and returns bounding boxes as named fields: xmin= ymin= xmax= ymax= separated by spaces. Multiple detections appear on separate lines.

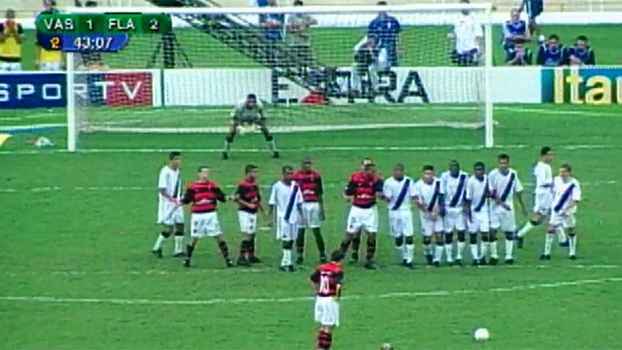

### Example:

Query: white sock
xmin=267 ymin=139 xmax=277 ymax=152
xmin=543 ymin=233 xmax=554 ymax=255
xmin=405 ymin=244 xmax=414 ymax=263
xmin=153 ymin=234 xmax=166 ymax=250
xmin=281 ymin=249 xmax=292 ymax=266
xmin=489 ymin=240 xmax=498 ymax=259
xmin=481 ymin=241 xmax=489 ymax=259
xmin=433 ymin=244 xmax=444 ymax=262
xmin=505 ymin=238 xmax=514 ymax=260
xmin=456 ymin=241 xmax=465 ymax=260
xmin=517 ymin=221 xmax=535 ymax=238
xmin=469 ymin=243 xmax=479 ymax=260
xmin=568 ymin=235 xmax=577 ymax=256
xmin=557 ymin=227 xmax=567 ymax=243
xmin=174 ymin=236 xmax=184 ymax=253
xmin=445 ymin=244 xmax=454 ymax=262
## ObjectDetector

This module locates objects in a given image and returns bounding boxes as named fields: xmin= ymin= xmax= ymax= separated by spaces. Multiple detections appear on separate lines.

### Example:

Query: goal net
xmin=66 ymin=3 xmax=494 ymax=151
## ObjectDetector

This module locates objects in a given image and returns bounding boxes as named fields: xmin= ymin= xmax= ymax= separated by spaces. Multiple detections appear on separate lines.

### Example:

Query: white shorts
xmin=388 ymin=210 xmax=413 ymax=237
xmin=467 ymin=211 xmax=491 ymax=234
xmin=533 ymin=193 xmax=553 ymax=216
xmin=40 ymin=62 xmax=63 ymax=71
xmin=419 ymin=213 xmax=443 ymax=237
xmin=443 ymin=210 xmax=467 ymax=233
xmin=0 ymin=62 xmax=21 ymax=71
xmin=346 ymin=206 xmax=378 ymax=234
xmin=491 ymin=207 xmax=517 ymax=232
xmin=549 ymin=212 xmax=576 ymax=229
xmin=314 ymin=296 xmax=340 ymax=327
xmin=157 ymin=200 xmax=184 ymax=226
xmin=190 ymin=212 xmax=222 ymax=238
xmin=238 ymin=211 xmax=258 ymax=234
xmin=276 ymin=217 xmax=298 ymax=241
xmin=300 ymin=202 xmax=321 ymax=228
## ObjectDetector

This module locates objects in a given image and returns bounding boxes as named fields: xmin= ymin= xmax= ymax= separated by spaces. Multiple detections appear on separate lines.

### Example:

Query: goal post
xmin=65 ymin=3 xmax=494 ymax=151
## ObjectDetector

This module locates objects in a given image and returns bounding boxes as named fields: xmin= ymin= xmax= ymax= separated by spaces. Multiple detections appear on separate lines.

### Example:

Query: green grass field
xmin=2 ymin=22 xmax=622 ymax=350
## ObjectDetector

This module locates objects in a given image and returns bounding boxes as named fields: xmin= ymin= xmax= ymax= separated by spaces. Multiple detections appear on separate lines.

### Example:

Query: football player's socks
xmin=489 ymin=237 xmax=498 ymax=259
xmin=218 ymin=241 xmax=230 ymax=260
xmin=423 ymin=243 xmax=432 ymax=258
xmin=186 ymin=244 xmax=195 ymax=258
xmin=504 ymin=233 xmax=514 ymax=260
xmin=296 ymin=232 xmax=306 ymax=257
xmin=444 ymin=234 xmax=454 ymax=263
xmin=433 ymin=242 xmax=444 ymax=263
xmin=153 ymin=231 xmax=170 ymax=250
xmin=404 ymin=241 xmax=414 ymax=263
xmin=317 ymin=330 xmax=332 ymax=350
xmin=312 ymin=229 xmax=326 ymax=256
xmin=267 ymin=138 xmax=277 ymax=152
xmin=543 ymin=232 xmax=555 ymax=255
xmin=480 ymin=236 xmax=489 ymax=258
xmin=351 ymin=236 xmax=361 ymax=255
xmin=339 ymin=239 xmax=351 ymax=253
xmin=365 ymin=237 xmax=377 ymax=261
xmin=556 ymin=227 xmax=568 ymax=244
xmin=469 ymin=243 xmax=479 ymax=261
xmin=174 ymin=233 xmax=184 ymax=254
xmin=517 ymin=220 xmax=538 ymax=238
xmin=281 ymin=247 xmax=292 ymax=267
xmin=456 ymin=233 xmax=466 ymax=260
xmin=239 ymin=239 xmax=251 ymax=257
xmin=568 ymin=233 xmax=577 ymax=256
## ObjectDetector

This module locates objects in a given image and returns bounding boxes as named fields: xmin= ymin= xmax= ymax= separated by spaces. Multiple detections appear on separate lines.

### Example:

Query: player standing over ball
xmin=382 ymin=163 xmax=416 ymax=268
xmin=180 ymin=166 xmax=234 ymax=268
xmin=269 ymin=166 xmax=304 ymax=271
xmin=413 ymin=165 xmax=446 ymax=266
xmin=340 ymin=162 xmax=384 ymax=269
xmin=222 ymin=93 xmax=279 ymax=160
xmin=542 ymin=164 xmax=581 ymax=260
xmin=440 ymin=160 xmax=468 ymax=265
xmin=488 ymin=154 xmax=528 ymax=265
xmin=235 ymin=164 xmax=265 ymax=266
xmin=153 ymin=151 xmax=185 ymax=258
xmin=464 ymin=162 xmax=493 ymax=265
xmin=310 ymin=249 xmax=345 ymax=350
xmin=294 ymin=157 xmax=327 ymax=264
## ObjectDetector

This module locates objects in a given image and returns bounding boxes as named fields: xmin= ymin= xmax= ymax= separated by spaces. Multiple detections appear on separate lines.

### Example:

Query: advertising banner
xmin=541 ymin=67 xmax=622 ymax=105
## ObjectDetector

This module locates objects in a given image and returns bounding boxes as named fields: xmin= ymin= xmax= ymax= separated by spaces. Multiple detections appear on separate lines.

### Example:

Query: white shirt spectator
xmin=452 ymin=13 xmax=483 ymax=54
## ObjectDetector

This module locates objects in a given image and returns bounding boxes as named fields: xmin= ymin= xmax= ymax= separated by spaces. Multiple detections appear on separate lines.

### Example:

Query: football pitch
xmin=2 ymin=23 xmax=622 ymax=350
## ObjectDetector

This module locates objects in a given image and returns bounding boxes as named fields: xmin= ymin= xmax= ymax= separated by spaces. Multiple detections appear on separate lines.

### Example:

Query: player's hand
xmin=226 ymin=195 xmax=235 ymax=201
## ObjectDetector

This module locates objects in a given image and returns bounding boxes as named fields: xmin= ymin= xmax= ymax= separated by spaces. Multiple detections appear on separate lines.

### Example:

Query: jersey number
xmin=318 ymin=274 xmax=331 ymax=294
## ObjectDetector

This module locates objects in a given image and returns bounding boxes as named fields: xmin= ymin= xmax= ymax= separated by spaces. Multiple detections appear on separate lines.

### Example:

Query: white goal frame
xmin=65 ymin=3 xmax=494 ymax=152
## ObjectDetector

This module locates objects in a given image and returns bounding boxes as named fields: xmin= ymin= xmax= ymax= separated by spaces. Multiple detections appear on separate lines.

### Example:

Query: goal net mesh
xmin=68 ymin=5 xmax=492 ymax=149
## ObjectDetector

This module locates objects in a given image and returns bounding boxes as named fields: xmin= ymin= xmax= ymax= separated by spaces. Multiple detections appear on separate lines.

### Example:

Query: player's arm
xmin=215 ymin=186 xmax=229 ymax=203
xmin=234 ymin=184 xmax=256 ymax=208
xmin=587 ymin=49 xmax=596 ymax=65
xmin=158 ymin=172 xmax=177 ymax=203
xmin=463 ymin=181 xmax=473 ymax=219
xmin=14 ymin=24 xmax=25 ymax=44
xmin=412 ymin=185 xmax=428 ymax=212
xmin=316 ymin=175 xmax=326 ymax=218
xmin=382 ymin=179 xmax=392 ymax=202
xmin=268 ymin=184 xmax=277 ymax=218
xmin=180 ymin=186 xmax=195 ymax=205
xmin=513 ymin=176 xmax=528 ymax=216
xmin=295 ymin=185 xmax=304 ymax=217
xmin=437 ymin=180 xmax=446 ymax=216
xmin=343 ymin=180 xmax=356 ymax=202
xmin=373 ymin=177 xmax=385 ymax=200
xmin=567 ymin=181 xmax=582 ymax=212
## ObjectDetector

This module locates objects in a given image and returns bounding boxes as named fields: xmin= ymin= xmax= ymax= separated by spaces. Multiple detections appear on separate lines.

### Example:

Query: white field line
xmin=1 ymin=277 xmax=620 ymax=306
xmin=2 ymin=144 xmax=622 ymax=155
xmin=0 ymin=180 xmax=616 ymax=194
xmin=1 ymin=264 xmax=619 ymax=277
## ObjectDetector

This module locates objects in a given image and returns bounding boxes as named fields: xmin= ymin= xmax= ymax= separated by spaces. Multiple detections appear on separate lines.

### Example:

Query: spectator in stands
xmin=77 ymin=1 xmax=107 ymax=70
xmin=505 ymin=40 xmax=532 ymax=66
xmin=260 ymin=0 xmax=284 ymax=66
xmin=536 ymin=34 xmax=565 ymax=66
xmin=0 ymin=9 xmax=25 ymax=71
xmin=367 ymin=1 xmax=401 ymax=70
xmin=42 ymin=0 xmax=58 ymax=13
xmin=286 ymin=0 xmax=317 ymax=73
xmin=502 ymin=9 xmax=529 ymax=53
xmin=565 ymin=35 xmax=595 ymax=66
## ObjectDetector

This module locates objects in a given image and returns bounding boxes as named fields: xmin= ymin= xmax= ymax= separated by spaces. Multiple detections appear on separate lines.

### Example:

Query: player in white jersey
xmin=413 ymin=165 xmax=446 ymax=266
xmin=464 ymin=162 xmax=492 ymax=266
xmin=516 ymin=146 xmax=568 ymax=247
xmin=440 ymin=160 xmax=469 ymax=265
xmin=222 ymin=93 xmax=279 ymax=160
xmin=542 ymin=164 xmax=581 ymax=260
xmin=382 ymin=163 xmax=416 ymax=268
xmin=488 ymin=154 xmax=528 ymax=265
xmin=269 ymin=166 xmax=304 ymax=272
xmin=152 ymin=151 xmax=185 ymax=258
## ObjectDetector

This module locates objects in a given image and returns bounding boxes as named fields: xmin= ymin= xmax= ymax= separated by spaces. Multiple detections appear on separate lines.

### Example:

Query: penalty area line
xmin=0 ymin=277 xmax=620 ymax=306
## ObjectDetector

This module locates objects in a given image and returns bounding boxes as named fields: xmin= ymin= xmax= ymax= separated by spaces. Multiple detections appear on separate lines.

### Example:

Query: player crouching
xmin=235 ymin=164 xmax=265 ymax=266
xmin=223 ymin=93 xmax=279 ymax=160
xmin=269 ymin=166 xmax=304 ymax=271
xmin=382 ymin=163 xmax=416 ymax=268
xmin=542 ymin=164 xmax=581 ymax=260
xmin=310 ymin=250 xmax=345 ymax=350
xmin=180 ymin=166 xmax=234 ymax=268
xmin=413 ymin=165 xmax=446 ymax=266
xmin=340 ymin=162 xmax=384 ymax=269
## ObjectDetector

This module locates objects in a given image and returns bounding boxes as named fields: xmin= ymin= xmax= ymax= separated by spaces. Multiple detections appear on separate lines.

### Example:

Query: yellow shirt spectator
xmin=0 ymin=13 xmax=24 ymax=72
xmin=36 ymin=40 xmax=64 ymax=71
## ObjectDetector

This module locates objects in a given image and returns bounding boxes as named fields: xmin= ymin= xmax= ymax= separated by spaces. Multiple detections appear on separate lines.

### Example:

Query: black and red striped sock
xmin=352 ymin=236 xmax=361 ymax=254
xmin=365 ymin=237 xmax=377 ymax=261
xmin=249 ymin=237 xmax=256 ymax=257
xmin=239 ymin=240 xmax=250 ymax=257
xmin=339 ymin=238 xmax=351 ymax=253
xmin=218 ymin=241 xmax=230 ymax=259
xmin=316 ymin=330 xmax=332 ymax=350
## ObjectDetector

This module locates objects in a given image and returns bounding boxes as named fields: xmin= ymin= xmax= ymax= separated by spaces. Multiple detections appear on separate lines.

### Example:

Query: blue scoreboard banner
xmin=541 ymin=67 xmax=622 ymax=105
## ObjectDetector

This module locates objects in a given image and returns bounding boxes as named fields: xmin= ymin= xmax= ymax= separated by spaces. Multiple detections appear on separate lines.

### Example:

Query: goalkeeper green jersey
xmin=231 ymin=99 xmax=266 ymax=123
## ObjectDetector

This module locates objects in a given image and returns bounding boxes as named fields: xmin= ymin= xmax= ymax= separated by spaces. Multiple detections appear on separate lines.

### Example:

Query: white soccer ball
xmin=474 ymin=328 xmax=490 ymax=341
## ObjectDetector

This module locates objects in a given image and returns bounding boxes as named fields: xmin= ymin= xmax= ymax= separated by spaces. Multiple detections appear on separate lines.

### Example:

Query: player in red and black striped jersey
xmin=310 ymin=250 xmax=345 ymax=350
xmin=348 ymin=158 xmax=377 ymax=261
xmin=180 ymin=166 xmax=234 ymax=268
xmin=235 ymin=164 xmax=266 ymax=266
xmin=294 ymin=157 xmax=327 ymax=265
xmin=341 ymin=160 xmax=384 ymax=269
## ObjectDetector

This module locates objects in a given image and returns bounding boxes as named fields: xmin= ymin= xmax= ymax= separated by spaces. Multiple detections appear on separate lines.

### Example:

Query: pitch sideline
xmin=0 ymin=277 xmax=620 ymax=306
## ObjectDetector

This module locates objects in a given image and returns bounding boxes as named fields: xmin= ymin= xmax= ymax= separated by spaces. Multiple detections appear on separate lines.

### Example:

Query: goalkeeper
xmin=222 ymin=93 xmax=279 ymax=160
xmin=350 ymin=34 xmax=381 ymax=98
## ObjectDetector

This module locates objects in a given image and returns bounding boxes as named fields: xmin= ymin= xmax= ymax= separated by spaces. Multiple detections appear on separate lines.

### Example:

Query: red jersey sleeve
xmin=316 ymin=174 xmax=324 ymax=196
xmin=373 ymin=177 xmax=384 ymax=193
xmin=214 ymin=185 xmax=227 ymax=202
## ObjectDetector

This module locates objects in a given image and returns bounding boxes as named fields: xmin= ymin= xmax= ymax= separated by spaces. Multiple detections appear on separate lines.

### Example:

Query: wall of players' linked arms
xmin=9 ymin=0 xmax=622 ymax=17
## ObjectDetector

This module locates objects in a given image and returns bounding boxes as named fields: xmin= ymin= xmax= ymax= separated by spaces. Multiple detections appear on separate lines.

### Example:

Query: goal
xmin=65 ymin=3 xmax=494 ymax=151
